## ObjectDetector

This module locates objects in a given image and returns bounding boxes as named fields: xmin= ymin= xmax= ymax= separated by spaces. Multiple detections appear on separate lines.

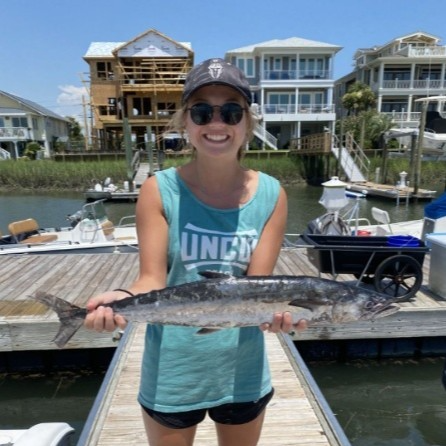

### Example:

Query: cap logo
xmin=208 ymin=59 xmax=223 ymax=79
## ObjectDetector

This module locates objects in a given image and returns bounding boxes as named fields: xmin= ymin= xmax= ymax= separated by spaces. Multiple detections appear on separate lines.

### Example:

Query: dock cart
xmin=301 ymin=234 xmax=429 ymax=301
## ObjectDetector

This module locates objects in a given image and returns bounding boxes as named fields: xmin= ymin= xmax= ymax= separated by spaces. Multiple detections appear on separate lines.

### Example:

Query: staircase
xmin=331 ymin=133 xmax=369 ymax=182
xmin=0 ymin=148 xmax=11 ymax=160
xmin=253 ymin=124 xmax=278 ymax=150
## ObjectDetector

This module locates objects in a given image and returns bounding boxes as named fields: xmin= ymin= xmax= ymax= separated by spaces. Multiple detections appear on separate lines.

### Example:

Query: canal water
xmin=0 ymin=183 xmax=444 ymax=445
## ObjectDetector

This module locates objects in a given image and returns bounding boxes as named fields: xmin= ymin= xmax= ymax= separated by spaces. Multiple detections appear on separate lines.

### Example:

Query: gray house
xmin=0 ymin=91 xmax=70 ymax=159
xmin=226 ymin=37 xmax=342 ymax=148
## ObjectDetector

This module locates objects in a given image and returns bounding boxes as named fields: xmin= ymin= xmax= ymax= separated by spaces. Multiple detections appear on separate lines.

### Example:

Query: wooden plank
xmin=81 ymin=324 xmax=335 ymax=446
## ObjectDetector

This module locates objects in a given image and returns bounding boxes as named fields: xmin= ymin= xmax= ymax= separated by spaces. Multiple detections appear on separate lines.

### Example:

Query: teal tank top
xmin=137 ymin=167 xmax=281 ymax=413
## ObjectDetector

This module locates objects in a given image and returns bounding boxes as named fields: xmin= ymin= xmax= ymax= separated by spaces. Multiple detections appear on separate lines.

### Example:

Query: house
xmin=335 ymin=31 xmax=446 ymax=129
xmin=225 ymin=37 xmax=342 ymax=149
xmin=0 ymin=91 xmax=69 ymax=159
xmin=83 ymin=29 xmax=193 ymax=151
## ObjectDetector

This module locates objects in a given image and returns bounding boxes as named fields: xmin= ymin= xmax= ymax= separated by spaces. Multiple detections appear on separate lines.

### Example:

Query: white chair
xmin=371 ymin=207 xmax=393 ymax=234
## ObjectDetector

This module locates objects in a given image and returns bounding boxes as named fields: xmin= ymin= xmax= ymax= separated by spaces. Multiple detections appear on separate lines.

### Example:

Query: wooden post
xmin=145 ymin=126 xmax=154 ymax=176
xmin=123 ymin=118 xmax=134 ymax=192
xmin=413 ymin=101 xmax=427 ymax=198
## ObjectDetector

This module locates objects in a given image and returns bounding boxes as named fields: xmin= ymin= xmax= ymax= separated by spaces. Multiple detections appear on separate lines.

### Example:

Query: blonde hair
xmin=166 ymin=101 xmax=257 ymax=160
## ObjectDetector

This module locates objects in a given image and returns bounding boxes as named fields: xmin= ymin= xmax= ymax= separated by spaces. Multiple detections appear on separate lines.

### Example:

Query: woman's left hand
xmin=260 ymin=312 xmax=308 ymax=333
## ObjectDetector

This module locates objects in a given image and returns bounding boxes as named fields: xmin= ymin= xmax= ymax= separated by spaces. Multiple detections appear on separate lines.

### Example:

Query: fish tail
xmin=35 ymin=291 xmax=85 ymax=348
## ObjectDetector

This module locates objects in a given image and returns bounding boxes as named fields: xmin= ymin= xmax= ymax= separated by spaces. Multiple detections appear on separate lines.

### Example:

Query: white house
xmin=0 ymin=91 xmax=70 ymax=159
xmin=225 ymin=37 xmax=342 ymax=149
xmin=335 ymin=31 xmax=446 ymax=129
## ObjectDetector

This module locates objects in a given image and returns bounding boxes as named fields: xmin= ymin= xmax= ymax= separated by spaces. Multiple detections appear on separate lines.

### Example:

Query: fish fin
xmin=196 ymin=327 xmax=222 ymax=335
xmin=198 ymin=271 xmax=233 ymax=279
xmin=35 ymin=291 xmax=85 ymax=348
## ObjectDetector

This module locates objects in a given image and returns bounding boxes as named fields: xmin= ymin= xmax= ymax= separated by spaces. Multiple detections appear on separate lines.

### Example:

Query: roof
xmin=84 ymin=42 xmax=126 ymax=58
xmin=227 ymin=37 xmax=342 ymax=54
xmin=84 ymin=29 xmax=192 ymax=58
xmin=0 ymin=91 xmax=68 ymax=121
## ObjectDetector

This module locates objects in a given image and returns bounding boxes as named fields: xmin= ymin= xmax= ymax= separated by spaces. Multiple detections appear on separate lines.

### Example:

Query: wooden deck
xmin=0 ymin=248 xmax=445 ymax=351
xmin=78 ymin=324 xmax=347 ymax=446
xmin=346 ymin=181 xmax=436 ymax=201
xmin=1 ymin=249 xmax=445 ymax=445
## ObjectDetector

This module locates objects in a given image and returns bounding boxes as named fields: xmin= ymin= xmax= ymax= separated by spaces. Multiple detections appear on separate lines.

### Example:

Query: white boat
xmin=0 ymin=200 xmax=138 ymax=255
xmin=0 ymin=423 xmax=74 ymax=446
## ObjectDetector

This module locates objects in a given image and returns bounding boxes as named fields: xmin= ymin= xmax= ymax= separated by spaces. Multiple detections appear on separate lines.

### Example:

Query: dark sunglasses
xmin=187 ymin=103 xmax=247 ymax=125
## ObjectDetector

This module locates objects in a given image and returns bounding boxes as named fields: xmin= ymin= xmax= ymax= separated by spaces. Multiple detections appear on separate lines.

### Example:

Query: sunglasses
xmin=187 ymin=103 xmax=247 ymax=126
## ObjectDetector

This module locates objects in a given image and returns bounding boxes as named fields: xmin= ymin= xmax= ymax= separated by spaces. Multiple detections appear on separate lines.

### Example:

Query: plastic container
xmin=387 ymin=235 xmax=420 ymax=247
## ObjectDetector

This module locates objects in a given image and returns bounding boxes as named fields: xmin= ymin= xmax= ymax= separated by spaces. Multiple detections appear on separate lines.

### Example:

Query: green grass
xmin=0 ymin=156 xmax=444 ymax=191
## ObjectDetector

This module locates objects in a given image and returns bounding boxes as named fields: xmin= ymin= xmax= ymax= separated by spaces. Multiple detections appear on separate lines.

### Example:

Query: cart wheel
xmin=373 ymin=255 xmax=423 ymax=301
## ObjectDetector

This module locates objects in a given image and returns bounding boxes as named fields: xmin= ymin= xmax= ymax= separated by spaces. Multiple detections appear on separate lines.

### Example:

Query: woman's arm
xmin=84 ymin=176 xmax=169 ymax=332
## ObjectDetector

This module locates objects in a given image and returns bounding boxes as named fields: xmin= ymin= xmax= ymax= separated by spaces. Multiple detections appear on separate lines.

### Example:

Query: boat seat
xmin=8 ymin=219 xmax=58 ymax=244
xmin=371 ymin=207 xmax=393 ymax=234
xmin=101 ymin=220 xmax=135 ymax=241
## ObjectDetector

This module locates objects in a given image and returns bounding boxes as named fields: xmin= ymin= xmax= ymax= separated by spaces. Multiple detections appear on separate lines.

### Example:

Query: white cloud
xmin=57 ymin=84 xmax=88 ymax=106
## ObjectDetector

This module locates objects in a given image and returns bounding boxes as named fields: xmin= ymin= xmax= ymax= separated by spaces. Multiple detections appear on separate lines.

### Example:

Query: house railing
xmin=383 ymin=111 xmax=421 ymax=123
xmin=0 ymin=127 xmax=31 ymax=139
xmin=375 ymin=79 xmax=446 ymax=90
xmin=262 ymin=70 xmax=332 ymax=80
xmin=262 ymin=103 xmax=334 ymax=115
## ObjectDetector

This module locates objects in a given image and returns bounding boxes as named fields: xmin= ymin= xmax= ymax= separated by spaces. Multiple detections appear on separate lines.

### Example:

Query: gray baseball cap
xmin=182 ymin=58 xmax=252 ymax=105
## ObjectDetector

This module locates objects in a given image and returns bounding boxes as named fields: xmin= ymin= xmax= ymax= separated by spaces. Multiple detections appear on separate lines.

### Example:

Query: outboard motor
xmin=304 ymin=212 xmax=351 ymax=236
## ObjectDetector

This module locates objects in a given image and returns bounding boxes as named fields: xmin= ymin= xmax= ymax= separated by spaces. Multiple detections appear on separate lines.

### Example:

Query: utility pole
xmin=123 ymin=118 xmax=134 ymax=192
xmin=81 ymin=95 xmax=89 ymax=151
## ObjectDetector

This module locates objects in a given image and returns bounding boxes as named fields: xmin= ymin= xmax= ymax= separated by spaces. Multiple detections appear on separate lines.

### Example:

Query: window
xmin=267 ymin=93 xmax=296 ymax=113
xmin=0 ymin=118 xmax=4 ymax=127
xmin=12 ymin=117 xmax=28 ymax=127
xmin=236 ymin=58 xmax=254 ymax=77
xmin=96 ymin=61 xmax=113 ymax=79
xmin=132 ymin=98 xmax=152 ymax=116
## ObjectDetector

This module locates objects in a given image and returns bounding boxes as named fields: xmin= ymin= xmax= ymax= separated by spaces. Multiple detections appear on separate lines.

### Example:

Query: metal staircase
xmin=331 ymin=133 xmax=369 ymax=182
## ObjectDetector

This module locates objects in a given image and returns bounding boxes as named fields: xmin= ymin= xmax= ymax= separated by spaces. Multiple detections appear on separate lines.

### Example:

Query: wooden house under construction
xmin=83 ymin=29 xmax=193 ymax=151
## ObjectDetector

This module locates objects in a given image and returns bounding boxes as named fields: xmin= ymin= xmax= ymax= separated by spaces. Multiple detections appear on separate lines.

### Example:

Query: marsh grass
xmin=0 ymin=156 xmax=444 ymax=191
xmin=0 ymin=160 xmax=127 ymax=190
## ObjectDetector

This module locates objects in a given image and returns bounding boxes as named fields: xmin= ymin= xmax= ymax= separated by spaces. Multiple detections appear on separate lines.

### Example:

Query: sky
xmin=2 ymin=0 xmax=446 ymax=122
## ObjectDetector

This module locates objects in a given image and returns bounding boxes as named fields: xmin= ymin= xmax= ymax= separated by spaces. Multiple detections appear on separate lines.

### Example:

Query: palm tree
xmin=342 ymin=82 xmax=376 ymax=116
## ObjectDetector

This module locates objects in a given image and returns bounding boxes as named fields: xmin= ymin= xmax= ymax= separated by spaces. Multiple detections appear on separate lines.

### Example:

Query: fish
xmin=34 ymin=271 xmax=399 ymax=348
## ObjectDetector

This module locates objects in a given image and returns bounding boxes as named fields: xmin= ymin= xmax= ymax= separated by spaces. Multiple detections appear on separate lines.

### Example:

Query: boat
xmin=0 ymin=422 xmax=74 ymax=446
xmin=387 ymin=96 xmax=446 ymax=156
xmin=0 ymin=200 xmax=138 ymax=255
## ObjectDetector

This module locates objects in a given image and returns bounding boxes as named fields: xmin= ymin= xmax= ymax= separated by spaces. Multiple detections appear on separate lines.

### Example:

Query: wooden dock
xmin=1 ymin=249 xmax=446 ymax=445
xmin=78 ymin=324 xmax=348 ymax=446
xmin=0 ymin=249 xmax=445 ymax=350
xmin=346 ymin=181 xmax=436 ymax=201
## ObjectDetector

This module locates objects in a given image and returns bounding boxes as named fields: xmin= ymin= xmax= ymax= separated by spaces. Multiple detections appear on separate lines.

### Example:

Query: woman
xmin=85 ymin=58 xmax=305 ymax=446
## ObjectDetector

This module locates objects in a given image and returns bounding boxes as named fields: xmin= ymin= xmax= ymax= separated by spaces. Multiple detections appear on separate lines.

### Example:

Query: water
xmin=308 ymin=358 xmax=446 ymax=446
xmin=0 ymin=183 xmax=440 ymax=235
xmin=0 ymin=372 xmax=104 ymax=444
xmin=0 ymin=184 xmax=444 ymax=444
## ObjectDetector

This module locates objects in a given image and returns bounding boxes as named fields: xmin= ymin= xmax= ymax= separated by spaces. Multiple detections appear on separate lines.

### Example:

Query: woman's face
xmin=185 ymin=85 xmax=248 ymax=160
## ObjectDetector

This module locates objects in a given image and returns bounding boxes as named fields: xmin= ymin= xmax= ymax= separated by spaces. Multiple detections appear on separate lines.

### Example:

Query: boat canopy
xmin=425 ymin=192 xmax=446 ymax=219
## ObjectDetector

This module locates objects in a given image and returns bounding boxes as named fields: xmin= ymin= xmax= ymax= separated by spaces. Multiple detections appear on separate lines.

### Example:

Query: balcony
xmin=262 ymin=70 xmax=332 ymax=81
xmin=0 ymin=127 xmax=31 ymax=140
xmin=373 ymin=79 xmax=446 ymax=91
xmin=262 ymin=103 xmax=335 ymax=121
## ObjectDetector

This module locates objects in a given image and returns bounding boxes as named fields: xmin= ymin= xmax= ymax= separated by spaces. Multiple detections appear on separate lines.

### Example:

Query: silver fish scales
xmin=34 ymin=271 xmax=399 ymax=348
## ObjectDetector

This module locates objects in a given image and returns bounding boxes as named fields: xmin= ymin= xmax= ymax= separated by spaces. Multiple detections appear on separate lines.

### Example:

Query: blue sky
xmin=2 ymin=0 xmax=445 ymax=122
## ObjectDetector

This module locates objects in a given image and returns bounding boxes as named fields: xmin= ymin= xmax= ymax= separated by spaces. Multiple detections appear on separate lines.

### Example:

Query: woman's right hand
xmin=84 ymin=290 xmax=129 ymax=332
